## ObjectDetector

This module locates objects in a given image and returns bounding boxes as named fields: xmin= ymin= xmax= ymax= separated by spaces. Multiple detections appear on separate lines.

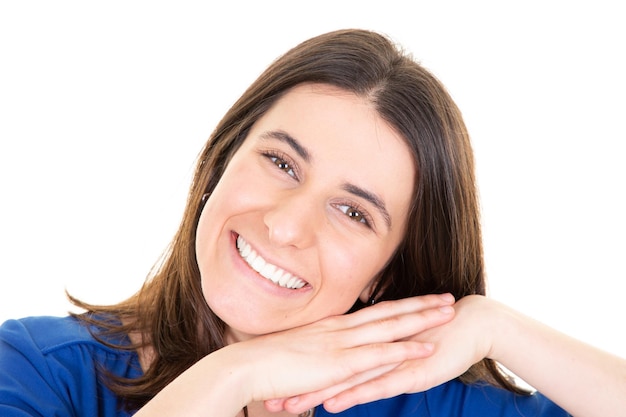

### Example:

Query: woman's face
xmin=196 ymin=83 xmax=415 ymax=341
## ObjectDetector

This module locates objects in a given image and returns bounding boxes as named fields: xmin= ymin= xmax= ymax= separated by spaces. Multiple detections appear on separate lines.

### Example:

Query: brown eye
xmin=269 ymin=156 xmax=296 ymax=178
xmin=338 ymin=204 xmax=369 ymax=226
xmin=346 ymin=208 xmax=363 ymax=221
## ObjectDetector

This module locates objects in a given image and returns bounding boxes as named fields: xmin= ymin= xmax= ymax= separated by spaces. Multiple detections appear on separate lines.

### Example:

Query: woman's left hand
xmin=267 ymin=295 xmax=496 ymax=414
xmin=274 ymin=294 xmax=626 ymax=417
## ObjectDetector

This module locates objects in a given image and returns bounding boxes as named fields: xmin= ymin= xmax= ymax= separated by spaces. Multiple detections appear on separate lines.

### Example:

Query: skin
xmin=135 ymin=83 xmax=626 ymax=417
xmin=196 ymin=83 xmax=417 ymax=341
xmin=273 ymin=296 xmax=626 ymax=417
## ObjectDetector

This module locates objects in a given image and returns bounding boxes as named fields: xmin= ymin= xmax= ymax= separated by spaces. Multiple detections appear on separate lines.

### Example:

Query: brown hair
xmin=71 ymin=28 xmax=526 ymax=410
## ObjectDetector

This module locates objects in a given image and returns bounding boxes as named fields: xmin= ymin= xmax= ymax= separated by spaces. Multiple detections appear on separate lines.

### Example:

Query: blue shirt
xmin=0 ymin=316 xmax=570 ymax=416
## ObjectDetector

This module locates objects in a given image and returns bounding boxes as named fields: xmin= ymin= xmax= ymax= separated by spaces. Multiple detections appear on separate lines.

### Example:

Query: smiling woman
xmin=196 ymin=83 xmax=414 ymax=339
xmin=1 ymin=28 xmax=625 ymax=417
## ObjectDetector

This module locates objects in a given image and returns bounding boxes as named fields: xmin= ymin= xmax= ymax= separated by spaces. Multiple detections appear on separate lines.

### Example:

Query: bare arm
xmin=488 ymin=297 xmax=626 ymax=417
xmin=282 ymin=296 xmax=626 ymax=417
xmin=134 ymin=346 xmax=249 ymax=417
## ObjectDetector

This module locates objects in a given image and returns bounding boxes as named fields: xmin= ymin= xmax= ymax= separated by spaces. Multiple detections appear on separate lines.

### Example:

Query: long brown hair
xmin=71 ymin=28 xmax=526 ymax=410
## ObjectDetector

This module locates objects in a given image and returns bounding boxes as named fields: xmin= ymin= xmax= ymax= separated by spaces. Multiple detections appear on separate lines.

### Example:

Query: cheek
xmin=214 ymin=161 xmax=275 ymax=213
xmin=197 ymin=165 xmax=267 ymax=235
xmin=322 ymin=219 xmax=406 ymax=304
xmin=318 ymin=240 xmax=388 ymax=302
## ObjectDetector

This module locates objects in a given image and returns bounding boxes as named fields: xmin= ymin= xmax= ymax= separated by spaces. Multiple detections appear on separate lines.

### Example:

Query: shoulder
xmin=0 ymin=314 xmax=140 ymax=378
xmin=315 ymin=379 xmax=570 ymax=417
xmin=1 ymin=315 xmax=112 ymax=352
xmin=0 ymin=315 xmax=139 ymax=417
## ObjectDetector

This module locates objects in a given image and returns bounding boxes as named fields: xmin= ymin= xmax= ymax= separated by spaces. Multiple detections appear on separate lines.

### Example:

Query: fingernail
xmin=439 ymin=293 xmax=455 ymax=302
xmin=439 ymin=305 xmax=454 ymax=314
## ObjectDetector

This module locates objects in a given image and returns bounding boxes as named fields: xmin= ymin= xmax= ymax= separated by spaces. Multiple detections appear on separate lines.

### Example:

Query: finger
xmin=323 ymin=360 xmax=430 ymax=413
xmin=334 ymin=339 xmax=433 ymax=379
xmin=277 ymin=340 xmax=431 ymax=402
xmin=263 ymin=398 xmax=287 ymax=412
xmin=249 ymin=328 xmax=437 ymax=402
xmin=343 ymin=293 xmax=455 ymax=328
xmin=336 ymin=304 xmax=455 ymax=346
xmin=281 ymin=363 xmax=400 ymax=414
xmin=281 ymin=340 xmax=437 ymax=414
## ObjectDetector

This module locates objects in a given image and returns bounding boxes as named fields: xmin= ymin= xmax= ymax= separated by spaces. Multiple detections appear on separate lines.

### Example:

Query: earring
xmin=201 ymin=193 xmax=210 ymax=203
xmin=367 ymin=295 xmax=376 ymax=305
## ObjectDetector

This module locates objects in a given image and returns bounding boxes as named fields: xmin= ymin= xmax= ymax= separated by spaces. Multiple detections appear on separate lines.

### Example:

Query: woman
xmin=0 ymin=29 xmax=624 ymax=417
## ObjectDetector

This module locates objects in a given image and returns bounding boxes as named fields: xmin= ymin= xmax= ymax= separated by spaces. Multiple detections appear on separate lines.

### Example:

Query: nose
xmin=263 ymin=192 xmax=319 ymax=249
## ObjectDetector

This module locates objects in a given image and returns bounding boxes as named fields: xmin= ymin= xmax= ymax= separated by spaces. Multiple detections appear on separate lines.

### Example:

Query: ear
xmin=358 ymin=274 xmax=382 ymax=304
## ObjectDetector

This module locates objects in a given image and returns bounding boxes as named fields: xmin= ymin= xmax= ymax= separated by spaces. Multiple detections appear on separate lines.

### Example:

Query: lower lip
xmin=229 ymin=232 xmax=311 ymax=296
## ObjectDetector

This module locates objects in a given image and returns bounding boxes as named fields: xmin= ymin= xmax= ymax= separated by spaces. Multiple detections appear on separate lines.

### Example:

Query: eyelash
xmin=262 ymin=150 xmax=299 ymax=180
xmin=261 ymin=150 xmax=373 ymax=229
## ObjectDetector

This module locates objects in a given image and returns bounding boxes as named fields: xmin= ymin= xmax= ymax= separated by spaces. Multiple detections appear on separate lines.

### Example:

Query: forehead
xmin=255 ymin=83 xmax=414 ymax=167
xmin=247 ymin=83 xmax=416 ymax=230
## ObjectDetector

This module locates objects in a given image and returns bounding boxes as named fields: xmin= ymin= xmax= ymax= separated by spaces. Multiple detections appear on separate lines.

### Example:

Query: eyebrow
xmin=259 ymin=129 xmax=392 ymax=230
xmin=342 ymin=183 xmax=392 ymax=229
xmin=259 ymin=130 xmax=311 ymax=162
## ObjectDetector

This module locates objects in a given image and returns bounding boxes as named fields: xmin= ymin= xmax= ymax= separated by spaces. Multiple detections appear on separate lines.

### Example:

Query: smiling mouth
xmin=236 ymin=235 xmax=307 ymax=290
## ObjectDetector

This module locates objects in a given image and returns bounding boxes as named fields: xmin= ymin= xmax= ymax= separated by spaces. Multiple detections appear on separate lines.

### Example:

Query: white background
xmin=1 ymin=1 xmax=624 ymax=358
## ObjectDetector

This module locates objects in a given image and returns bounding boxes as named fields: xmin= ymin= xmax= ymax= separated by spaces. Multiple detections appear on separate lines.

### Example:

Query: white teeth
xmin=260 ymin=263 xmax=277 ymax=281
xmin=240 ymin=242 xmax=251 ymax=258
xmin=251 ymin=256 xmax=266 ymax=272
xmin=236 ymin=235 xmax=306 ymax=290
xmin=278 ymin=272 xmax=291 ymax=287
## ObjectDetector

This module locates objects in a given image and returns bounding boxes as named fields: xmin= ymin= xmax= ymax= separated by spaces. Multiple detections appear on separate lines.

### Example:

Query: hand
xmin=234 ymin=293 xmax=457 ymax=406
xmin=272 ymin=295 xmax=495 ymax=414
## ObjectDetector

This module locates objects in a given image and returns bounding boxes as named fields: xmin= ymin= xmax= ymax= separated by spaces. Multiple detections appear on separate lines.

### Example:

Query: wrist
xmin=135 ymin=344 xmax=250 ymax=416
xmin=211 ymin=343 xmax=254 ymax=407
xmin=482 ymin=299 xmax=527 ymax=365
xmin=452 ymin=295 xmax=499 ymax=362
